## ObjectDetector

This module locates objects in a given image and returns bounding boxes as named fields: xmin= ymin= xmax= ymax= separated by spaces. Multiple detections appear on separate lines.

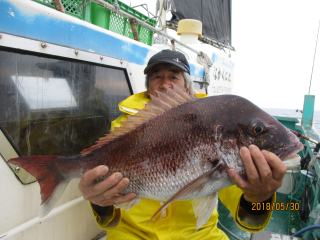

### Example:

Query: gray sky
xmin=122 ymin=0 xmax=320 ymax=110
xmin=232 ymin=1 xmax=320 ymax=110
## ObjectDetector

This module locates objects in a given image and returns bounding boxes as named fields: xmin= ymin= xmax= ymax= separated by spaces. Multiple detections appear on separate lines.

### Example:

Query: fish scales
xmin=92 ymin=98 xmax=218 ymax=200
xmin=50 ymin=97 xmax=212 ymax=198
xmin=59 ymin=96 xmax=257 ymax=198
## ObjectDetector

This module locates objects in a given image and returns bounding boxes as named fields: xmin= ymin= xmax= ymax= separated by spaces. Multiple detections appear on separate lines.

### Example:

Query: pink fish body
xmin=9 ymin=85 xmax=303 ymax=230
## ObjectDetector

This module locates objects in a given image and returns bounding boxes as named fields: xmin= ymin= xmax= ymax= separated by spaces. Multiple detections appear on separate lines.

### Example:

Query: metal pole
xmin=130 ymin=19 xmax=140 ymax=42
xmin=171 ymin=39 xmax=176 ymax=51
xmin=309 ymin=21 xmax=320 ymax=95
xmin=53 ymin=0 xmax=65 ymax=13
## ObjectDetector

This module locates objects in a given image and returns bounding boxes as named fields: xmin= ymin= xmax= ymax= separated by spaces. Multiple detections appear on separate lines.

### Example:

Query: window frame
xmin=0 ymin=33 xmax=135 ymax=184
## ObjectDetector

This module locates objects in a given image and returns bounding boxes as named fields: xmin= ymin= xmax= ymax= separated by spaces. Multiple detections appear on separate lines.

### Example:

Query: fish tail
xmin=9 ymin=155 xmax=69 ymax=217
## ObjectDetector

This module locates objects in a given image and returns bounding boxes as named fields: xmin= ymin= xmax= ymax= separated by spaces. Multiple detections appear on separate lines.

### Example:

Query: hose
xmin=292 ymin=225 xmax=320 ymax=237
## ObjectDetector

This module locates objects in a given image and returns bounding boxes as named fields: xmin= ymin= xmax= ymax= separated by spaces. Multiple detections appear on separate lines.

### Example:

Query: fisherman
xmin=78 ymin=50 xmax=286 ymax=239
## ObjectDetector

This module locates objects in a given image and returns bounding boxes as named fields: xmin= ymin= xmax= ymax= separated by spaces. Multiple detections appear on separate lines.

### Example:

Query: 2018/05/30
xmin=252 ymin=202 xmax=299 ymax=211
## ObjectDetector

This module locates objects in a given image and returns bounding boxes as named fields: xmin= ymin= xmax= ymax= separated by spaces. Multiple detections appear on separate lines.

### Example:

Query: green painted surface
xmin=218 ymin=193 xmax=300 ymax=239
xmin=32 ymin=0 xmax=156 ymax=46
xmin=302 ymin=95 xmax=315 ymax=127
xmin=91 ymin=3 xmax=111 ymax=29
xmin=274 ymin=116 xmax=299 ymax=132
xmin=217 ymin=198 xmax=251 ymax=240
xmin=32 ymin=0 xmax=85 ymax=19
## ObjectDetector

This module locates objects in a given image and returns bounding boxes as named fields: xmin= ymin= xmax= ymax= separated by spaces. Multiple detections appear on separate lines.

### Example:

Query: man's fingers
xmin=78 ymin=167 xmax=135 ymax=207
xmin=263 ymin=150 xmax=287 ymax=181
xmin=91 ymin=172 xmax=123 ymax=196
xmin=228 ymin=169 xmax=249 ymax=190
xmin=86 ymin=175 xmax=131 ymax=204
xmin=80 ymin=165 xmax=108 ymax=188
xmin=102 ymin=177 xmax=130 ymax=199
xmin=240 ymin=147 xmax=260 ymax=184
xmin=248 ymin=145 xmax=273 ymax=183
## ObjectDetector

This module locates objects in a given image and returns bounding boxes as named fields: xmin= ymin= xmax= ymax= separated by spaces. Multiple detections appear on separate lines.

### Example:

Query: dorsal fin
xmin=80 ymin=83 xmax=194 ymax=155
xmin=134 ymin=109 xmax=157 ymax=118
xmin=155 ymin=91 xmax=179 ymax=106
xmin=172 ymin=84 xmax=193 ymax=100
xmin=143 ymin=102 xmax=164 ymax=114
xmin=149 ymin=95 xmax=172 ymax=110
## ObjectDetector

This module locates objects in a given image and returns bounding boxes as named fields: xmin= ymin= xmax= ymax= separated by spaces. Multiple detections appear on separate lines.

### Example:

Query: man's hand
xmin=228 ymin=145 xmax=286 ymax=203
xmin=78 ymin=165 xmax=136 ymax=206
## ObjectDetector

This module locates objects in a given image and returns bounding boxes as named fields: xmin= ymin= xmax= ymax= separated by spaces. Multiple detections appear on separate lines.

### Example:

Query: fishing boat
xmin=0 ymin=0 xmax=319 ymax=239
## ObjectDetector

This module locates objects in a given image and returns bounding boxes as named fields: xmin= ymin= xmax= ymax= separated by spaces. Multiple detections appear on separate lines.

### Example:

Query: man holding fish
xmin=78 ymin=50 xmax=289 ymax=239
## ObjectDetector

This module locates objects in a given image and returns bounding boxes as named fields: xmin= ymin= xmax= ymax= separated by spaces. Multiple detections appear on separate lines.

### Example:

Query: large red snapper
xmin=9 ymin=84 xmax=303 ymax=230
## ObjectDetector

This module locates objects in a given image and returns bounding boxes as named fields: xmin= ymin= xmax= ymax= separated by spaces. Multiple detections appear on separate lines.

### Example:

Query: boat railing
xmin=33 ymin=0 xmax=157 ymax=46
xmin=32 ymin=0 xmax=235 ymax=56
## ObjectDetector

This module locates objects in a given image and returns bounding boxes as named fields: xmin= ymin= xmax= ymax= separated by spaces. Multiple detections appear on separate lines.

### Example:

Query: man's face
xmin=147 ymin=64 xmax=189 ymax=96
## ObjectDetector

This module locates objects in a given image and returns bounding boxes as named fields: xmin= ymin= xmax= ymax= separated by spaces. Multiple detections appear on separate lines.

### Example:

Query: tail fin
xmin=9 ymin=155 xmax=69 ymax=217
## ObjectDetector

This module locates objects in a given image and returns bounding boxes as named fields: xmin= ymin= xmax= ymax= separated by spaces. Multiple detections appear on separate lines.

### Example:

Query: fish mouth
xmin=274 ymin=142 xmax=304 ymax=160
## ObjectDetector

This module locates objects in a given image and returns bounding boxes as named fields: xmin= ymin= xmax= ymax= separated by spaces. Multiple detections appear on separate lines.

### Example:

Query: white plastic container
xmin=277 ymin=167 xmax=300 ymax=194
xmin=177 ymin=19 xmax=202 ymax=44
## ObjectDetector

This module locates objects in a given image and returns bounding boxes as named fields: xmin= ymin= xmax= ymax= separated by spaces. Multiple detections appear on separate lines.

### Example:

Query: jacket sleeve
xmin=89 ymin=203 xmax=122 ymax=230
xmin=110 ymin=113 xmax=128 ymax=130
xmin=89 ymin=113 xmax=129 ymax=230
xmin=219 ymin=185 xmax=276 ymax=232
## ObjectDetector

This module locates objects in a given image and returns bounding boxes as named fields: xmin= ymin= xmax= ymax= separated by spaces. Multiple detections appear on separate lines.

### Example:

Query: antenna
xmin=309 ymin=21 xmax=320 ymax=95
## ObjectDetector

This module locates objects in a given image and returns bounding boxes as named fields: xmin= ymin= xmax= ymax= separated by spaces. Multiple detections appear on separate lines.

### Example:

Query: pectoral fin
xmin=148 ymin=166 xmax=218 ymax=224
xmin=192 ymin=192 xmax=219 ymax=231
xmin=114 ymin=197 xmax=141 ymax=211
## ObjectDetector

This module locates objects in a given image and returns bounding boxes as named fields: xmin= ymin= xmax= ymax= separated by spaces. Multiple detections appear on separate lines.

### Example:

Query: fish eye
xmin=252 ymin=125 xmax=263 ymax=134
xmin=248 ymin=121 xmax=266 ymax=135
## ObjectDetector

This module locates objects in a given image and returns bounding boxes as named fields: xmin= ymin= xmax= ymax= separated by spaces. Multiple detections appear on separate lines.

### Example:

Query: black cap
xmin=144 ymin=50 xmax=190 ymax=75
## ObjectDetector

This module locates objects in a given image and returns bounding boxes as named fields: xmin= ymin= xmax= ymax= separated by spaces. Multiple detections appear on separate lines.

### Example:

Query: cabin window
xmin=0 ymin=49 xmax=132 ymax=160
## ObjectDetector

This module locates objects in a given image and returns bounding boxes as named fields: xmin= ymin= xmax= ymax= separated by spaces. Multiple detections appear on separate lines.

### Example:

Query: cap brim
xmin=144 ymin=60 xmax=190 ymax=75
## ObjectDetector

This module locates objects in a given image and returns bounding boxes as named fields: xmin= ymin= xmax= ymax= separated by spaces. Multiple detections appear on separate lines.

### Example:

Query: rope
xmin=197 ymin=51 xmax=213 ymax=89
xmin=156 ymin=0 xmax=176 ymax=12
xmin=292 ymin=225 xmax=320 ymax=237
xmin=114 ymin=0 xmax=120 ymax=14
xmin=309 ymin=21 xmax=320 ymax=95
xmin=163 ymin=0 xmax=176 ymax=11
xmin=155 ymin=0 xmax=176 ymax=28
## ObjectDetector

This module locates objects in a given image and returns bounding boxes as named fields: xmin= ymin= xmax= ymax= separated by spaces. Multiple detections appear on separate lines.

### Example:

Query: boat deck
xmin=217 ymin=193 xmax=300 ymax=239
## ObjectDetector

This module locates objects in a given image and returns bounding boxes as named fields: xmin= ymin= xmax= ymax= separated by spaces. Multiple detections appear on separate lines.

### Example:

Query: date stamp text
xmin=252 ymin=202 xmax=299 ymax=211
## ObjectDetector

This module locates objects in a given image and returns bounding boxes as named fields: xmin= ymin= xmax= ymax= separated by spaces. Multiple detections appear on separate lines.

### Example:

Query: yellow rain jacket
xmin=90 ymin=91 xmax=275 ymax=239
